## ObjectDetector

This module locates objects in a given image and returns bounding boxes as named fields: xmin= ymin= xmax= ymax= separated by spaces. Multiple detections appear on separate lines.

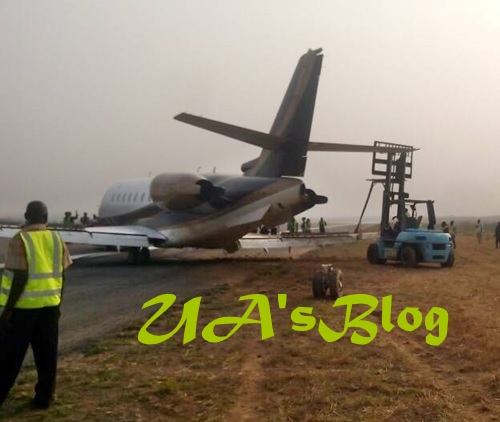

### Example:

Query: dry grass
xmin=2 ymin=234 xmax=500 ymax=421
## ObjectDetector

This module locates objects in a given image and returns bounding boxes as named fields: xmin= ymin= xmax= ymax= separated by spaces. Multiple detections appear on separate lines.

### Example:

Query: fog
xmin=1 ymin=1 xmax=499 ymax=222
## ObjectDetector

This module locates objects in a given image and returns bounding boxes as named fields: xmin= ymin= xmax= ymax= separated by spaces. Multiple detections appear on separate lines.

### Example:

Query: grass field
xmin=1 ymin=234 xmax=500 ymax=421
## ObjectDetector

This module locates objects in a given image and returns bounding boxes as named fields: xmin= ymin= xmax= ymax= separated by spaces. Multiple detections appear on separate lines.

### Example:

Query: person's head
xmin=441 ymin=221 xmax=447 ymax=228
xmin=65 ymin=211 xmax=70 ymax=216
xmin=478 ymin=219 xmax=481 ymax=223
xmin=83 ymin=212 xmax=88 ymax=217
xmin=25 ymin=201 xmax=48 ymax=225
xmin=450 ymin=220 xmax=454 ymax=225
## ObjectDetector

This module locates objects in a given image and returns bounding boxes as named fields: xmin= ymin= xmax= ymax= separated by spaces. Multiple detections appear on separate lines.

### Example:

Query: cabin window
xmin=141 ymin=192 xmax=145 ymax=202
xmin=133 ymin=193 xmax=138 ymax=202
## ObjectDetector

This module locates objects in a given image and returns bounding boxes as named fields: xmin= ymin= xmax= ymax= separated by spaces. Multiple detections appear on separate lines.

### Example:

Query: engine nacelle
xmin=303 ymin=188 xmax=328 ymax=208
xmin=150 ymin=173 xmax=224 ymax=211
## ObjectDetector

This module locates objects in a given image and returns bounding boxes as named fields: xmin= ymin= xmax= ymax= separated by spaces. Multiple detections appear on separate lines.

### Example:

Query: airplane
xmin=0 ymin=48 xmax=413 ymax=264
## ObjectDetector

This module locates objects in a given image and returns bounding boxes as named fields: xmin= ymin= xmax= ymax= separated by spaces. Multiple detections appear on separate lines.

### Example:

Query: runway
xmin=0 ymin=238 xmax=221 ymax=354
xmin=0 ymin=239 xmax=315 ymax=354
xmin=58 ymin=253 xmax=219 ymax=353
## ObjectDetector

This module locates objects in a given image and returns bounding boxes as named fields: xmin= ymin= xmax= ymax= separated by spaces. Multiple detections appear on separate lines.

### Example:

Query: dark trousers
xmin=0 ymin=306 xmax=60 ymax=406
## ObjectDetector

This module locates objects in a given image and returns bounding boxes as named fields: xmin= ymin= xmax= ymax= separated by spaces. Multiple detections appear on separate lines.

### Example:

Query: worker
xmin=90 ymin=214 xmax=100 ymax=226
xmin=393 ymin=217 xmax=401 ymax=234
xmin=301 ymin=217 xmax=306 ymax=233
xmin=449 ymin=220 xmax=457 ymax=248
xmin=305 ymin=218 xmax=311 ymax=233
xmin=319 ymin=217 xmax=327 ymax=234
xmin=440 ymin=221 xmax=449 ymax=233
xmin=80 ymin=212 xmax=90 ymax=227
xmin=63 ymin=210 xmax=78 ymax=229
xmin=495 ymin=222 xmax=500 ymax=249
xmin=0 ymin=201 xmax=72 ymax=409
xmin=475 ymin=219 xmax=483 ymax=244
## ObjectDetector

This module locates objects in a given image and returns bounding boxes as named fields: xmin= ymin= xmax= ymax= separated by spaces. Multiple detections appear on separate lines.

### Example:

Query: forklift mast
xmin=355 ymin=141 xmax=438 ymax=234
xmin=371 ymin=141 xmax=414 ymax=233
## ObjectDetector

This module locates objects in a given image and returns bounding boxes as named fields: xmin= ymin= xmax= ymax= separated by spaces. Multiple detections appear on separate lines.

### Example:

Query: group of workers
xmin=63 ymin=211 xmax=99 ymax=229
xmin=471 ymin=219 xmax=500 ymax=248
xmin=433 ymin=219 xmax=500 ymax=249
xmin=287 ymin=217 xmax=327 ymax=234
xmin=476 ymin=219 xmax=500 ymax=249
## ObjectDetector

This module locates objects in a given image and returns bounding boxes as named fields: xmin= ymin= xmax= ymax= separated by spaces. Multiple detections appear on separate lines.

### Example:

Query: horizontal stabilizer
xmin=175 ymin=113 xmax=285 ymax=150
xmin=308 ymin=142 xmax=417 ymax=153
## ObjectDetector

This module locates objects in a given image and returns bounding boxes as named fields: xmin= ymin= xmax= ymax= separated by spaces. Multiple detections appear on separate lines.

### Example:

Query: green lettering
xmin=202 ymin=294 xmax=274 ymax=343
xmin=291 ymin=307 xmax=316 ymax=332
xmin=318 ymin=294 xmax=378 ymax=345
xmin=381 ymin=295 xmax=395 ymax=332
xmin=138 ymin=294 xmax=201 ymax=345
xmin=425 ymin=307 xmax=448 ymax=346
xmin=397 ymin=307 xmax=422 ymax=332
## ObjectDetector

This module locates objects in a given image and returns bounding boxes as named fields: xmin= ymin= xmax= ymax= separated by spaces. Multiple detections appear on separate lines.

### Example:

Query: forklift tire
xmin=367 ymin=243 xmax=386 ymax=265
xmin=312 ymin=271 xmax=326 ymax=299
xmin=441 ymin=249 xmax=455 ymax=268
xmin=400 ymin=245 xmax=417 ymax=268
xmin=327 ymin=269 xmax=344 ymax=300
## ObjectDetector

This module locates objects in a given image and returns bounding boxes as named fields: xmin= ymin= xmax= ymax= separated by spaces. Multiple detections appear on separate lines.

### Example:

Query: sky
xmin=1 ymin=1 xmax=499 ymax=222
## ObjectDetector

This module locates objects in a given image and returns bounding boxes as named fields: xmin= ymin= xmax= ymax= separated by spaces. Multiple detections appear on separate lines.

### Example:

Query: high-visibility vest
xmin=0 ymin=230 xmax=64 ymax=309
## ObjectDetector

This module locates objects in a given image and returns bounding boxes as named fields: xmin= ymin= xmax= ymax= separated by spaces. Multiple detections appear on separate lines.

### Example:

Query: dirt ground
xmin=2 ymin=234 xmax=500 ymax=421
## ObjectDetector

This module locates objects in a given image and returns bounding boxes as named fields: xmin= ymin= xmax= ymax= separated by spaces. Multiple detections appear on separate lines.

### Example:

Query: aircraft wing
xmin=308 ymin=142 xmax=418 ymax=153
xmin=239 ymin=233 xmax=356 ymax=249
xmin=0 ymin=225 xmax=167 ymax=248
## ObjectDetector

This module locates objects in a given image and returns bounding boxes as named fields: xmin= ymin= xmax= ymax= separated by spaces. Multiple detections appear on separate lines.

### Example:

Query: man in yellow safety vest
xmin=0 ymin=201 xmax=72 ymax=409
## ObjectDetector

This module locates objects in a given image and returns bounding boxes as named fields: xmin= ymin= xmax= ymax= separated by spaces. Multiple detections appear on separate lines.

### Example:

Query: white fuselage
xmin=97 ymin=174 xmax=311 ymax=249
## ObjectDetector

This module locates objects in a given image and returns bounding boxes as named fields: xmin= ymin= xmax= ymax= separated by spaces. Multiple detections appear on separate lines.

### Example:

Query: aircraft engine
xmin=304 ymin=188 xmax=328 ymax=208
xmin=150 ymin=173 xmax=225 ymax=211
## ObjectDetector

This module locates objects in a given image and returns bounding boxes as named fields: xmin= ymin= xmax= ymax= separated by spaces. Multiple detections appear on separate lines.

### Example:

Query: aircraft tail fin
xmin=262 ymin=48 xmax=323 ymax=177
xmin=174 ymin=49 xmax=416 ymax=178
xmin=174 ymin=48 xmax=323 ymax=178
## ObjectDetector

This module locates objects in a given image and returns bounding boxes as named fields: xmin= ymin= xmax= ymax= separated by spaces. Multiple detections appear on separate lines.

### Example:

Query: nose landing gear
xmin=312 ymin=264 xmax=344 ymax=300
xmin=127 ymin=247 xmax=151 ymax=265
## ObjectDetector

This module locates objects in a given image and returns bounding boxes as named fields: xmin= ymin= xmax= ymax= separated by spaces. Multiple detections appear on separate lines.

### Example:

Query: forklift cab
xmin=381 ymin=200 xmax=435 ymax=240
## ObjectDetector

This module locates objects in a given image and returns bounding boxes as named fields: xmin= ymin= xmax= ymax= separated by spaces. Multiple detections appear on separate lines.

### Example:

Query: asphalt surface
xmin=58 ymin=252 xmax=218 ymax=353
xmin=0 ymin=238 xmax=220 ymax=354
xmin=0 ymin=237 xmax=317 ymax=355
